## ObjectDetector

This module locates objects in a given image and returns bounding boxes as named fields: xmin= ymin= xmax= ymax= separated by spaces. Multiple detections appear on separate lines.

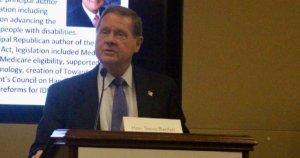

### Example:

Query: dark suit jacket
xmin=67 ymin=6 xmax=105 ymax=27
xmin=29 ymin=65 xmax=188 ymax=157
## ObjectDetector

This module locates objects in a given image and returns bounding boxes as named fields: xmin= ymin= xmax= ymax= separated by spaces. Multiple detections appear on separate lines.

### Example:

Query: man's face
xmin=95 ymin=13 xmax=143 ymax=68
xmin=82 ymin=0 xmax=104 ymax=13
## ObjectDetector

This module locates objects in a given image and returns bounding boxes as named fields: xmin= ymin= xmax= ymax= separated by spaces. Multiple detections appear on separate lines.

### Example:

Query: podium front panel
xmin=79 ymin=147 xmax=242 ymax=158
xmin=42 ymin=129 xmax=257 ymax=158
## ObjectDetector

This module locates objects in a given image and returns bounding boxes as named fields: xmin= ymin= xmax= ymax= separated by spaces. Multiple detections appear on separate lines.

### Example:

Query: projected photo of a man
xmin=66 ymin=0 xmax=121 ymax=27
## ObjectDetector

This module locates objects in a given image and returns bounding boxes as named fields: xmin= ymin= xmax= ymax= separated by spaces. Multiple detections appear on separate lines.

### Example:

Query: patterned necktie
xmin=111 ymin=77 xmax=128 ymax=131
xmin=93 ymin=15 xmax=99 ymax=27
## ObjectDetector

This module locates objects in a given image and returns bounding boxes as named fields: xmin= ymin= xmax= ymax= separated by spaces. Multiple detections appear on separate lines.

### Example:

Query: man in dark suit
xmin=67 ymin=0 xmax=105 ymax=27
xmin=29 ymin=6 xmax=188 ymax=158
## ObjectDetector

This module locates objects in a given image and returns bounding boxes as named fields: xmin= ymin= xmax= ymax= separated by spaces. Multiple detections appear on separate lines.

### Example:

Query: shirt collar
xmin=121 ymin=65 xmax=133 ymax=88
xmin=82 ymin=3 xmax=99 ymax=22
xmin=98 ymin=64 xmax=133 ymax=89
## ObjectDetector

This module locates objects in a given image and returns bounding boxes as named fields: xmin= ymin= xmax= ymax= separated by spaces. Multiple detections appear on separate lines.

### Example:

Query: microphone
xmin=94 ymin=67 xmax=107 ymax=130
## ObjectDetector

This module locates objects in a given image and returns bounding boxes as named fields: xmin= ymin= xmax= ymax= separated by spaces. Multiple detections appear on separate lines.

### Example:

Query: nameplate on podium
xmin=122 ymin=117 xmax=183 ymax=133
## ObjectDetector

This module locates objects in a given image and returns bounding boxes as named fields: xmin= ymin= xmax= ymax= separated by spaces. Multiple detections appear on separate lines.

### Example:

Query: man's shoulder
xmin=67 ymin=5 xmax=94 ymax=27
xmin=49 ymin=66 xmax=98 ymax=90
xmin=68 ymin=5 xmax=85 ymax=16
xmin=134 ymin=66 xmax=173 ymax=78
xmin=133 ymin=66 xmax=176 ymax=85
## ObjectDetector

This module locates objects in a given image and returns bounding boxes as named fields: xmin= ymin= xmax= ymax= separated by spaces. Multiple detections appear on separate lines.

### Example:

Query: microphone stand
xmin=94 ymin=68 xmax=107 ymax=130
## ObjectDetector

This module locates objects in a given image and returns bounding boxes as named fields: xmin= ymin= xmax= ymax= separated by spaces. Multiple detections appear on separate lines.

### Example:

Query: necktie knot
xmin=112 ymin=77 xmax=125 ymax=87
xmin=93 ymin=15 xmax=99 ymax=27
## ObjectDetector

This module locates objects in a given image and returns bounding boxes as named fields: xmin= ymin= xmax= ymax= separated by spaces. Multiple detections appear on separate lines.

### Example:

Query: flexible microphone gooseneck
xmin=94 ymin=68 xmax=107 ymax=130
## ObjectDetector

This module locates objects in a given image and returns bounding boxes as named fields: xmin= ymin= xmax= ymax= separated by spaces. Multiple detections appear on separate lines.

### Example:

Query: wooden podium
xmin=41 ymin=129 xmax=257 ymax=158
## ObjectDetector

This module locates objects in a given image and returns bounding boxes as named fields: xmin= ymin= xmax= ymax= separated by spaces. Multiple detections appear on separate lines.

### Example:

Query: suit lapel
xmin=133 ymin=67 xmax=155 ymax=117
xmin=75 ymin=65 xmax=100 ymax=128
